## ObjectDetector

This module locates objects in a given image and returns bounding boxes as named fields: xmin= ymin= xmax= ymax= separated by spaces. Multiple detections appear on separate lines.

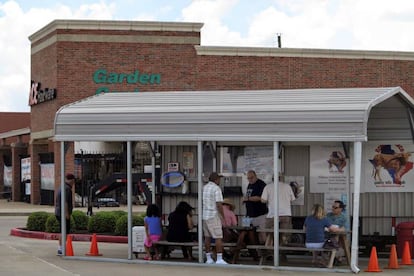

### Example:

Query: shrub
xmin=110 ymin=210 xmax=127 ymax=220
xmin=26 ymin=211 xmax=50 ymax=231
xmin=45 ymin=214 xmax=60 ymax=233
xmin=45 ymin=214 xmax=75 ymax=233
xmin=87 ymin=212 xmax=117 ymax=233
xmin=114 ymin=213 xmax=145 ymax=236
xmin=72 ymin=210 xmax=88 ymax=231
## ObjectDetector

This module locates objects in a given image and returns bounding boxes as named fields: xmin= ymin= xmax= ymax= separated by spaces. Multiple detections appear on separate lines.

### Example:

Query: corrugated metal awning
xmin=53 ymin=87 xmax=414 ymax=142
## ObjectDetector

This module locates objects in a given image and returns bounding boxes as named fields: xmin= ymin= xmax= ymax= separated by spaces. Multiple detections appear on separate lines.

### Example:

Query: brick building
xmin=0 ymin=112 xmax=30 ymax=200
xmin=4 ymin=19 xmax=414 ymax=204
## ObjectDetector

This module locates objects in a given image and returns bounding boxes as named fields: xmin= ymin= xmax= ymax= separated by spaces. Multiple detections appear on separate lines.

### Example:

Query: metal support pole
xmin=127 ymin=141 xmax=132 ymax=260
xmin=60 ymin=141 xmax=66 ymax=255
xmin=273 ymin=141 xmax=280 ymax=267
xmin=197 ymin=141 xmax=203 ymax=263
xmin=350 ymin=141 xmax=361 ymax=273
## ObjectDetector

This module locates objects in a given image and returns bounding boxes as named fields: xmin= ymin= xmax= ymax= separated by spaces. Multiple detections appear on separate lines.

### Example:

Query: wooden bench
xmin=153 ymin=241 xmax=237 ymax=260
xmin=152 ymin=241 xmax=197 ymax=259
xmin=246 ymin=245 xmax=337 ymax=268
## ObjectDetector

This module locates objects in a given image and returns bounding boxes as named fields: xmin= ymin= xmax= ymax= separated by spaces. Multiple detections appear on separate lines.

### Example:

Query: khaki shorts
xmin=203 ymin=216 xmax=223 ymax=239
xmin=252 ymin=214 xmax=267 ymax=229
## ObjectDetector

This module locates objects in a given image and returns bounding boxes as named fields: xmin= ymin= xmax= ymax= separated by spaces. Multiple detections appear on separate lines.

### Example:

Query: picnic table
xmin=247 ymin=228 xmax=351 ymax=267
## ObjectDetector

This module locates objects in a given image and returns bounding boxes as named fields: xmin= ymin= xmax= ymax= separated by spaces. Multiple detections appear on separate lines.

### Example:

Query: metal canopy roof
xmin=53 ymin=87 xmax=414 ymax=142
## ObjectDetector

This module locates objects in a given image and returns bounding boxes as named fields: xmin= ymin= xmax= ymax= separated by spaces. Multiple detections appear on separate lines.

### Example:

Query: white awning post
xmin=127 ymin=141 xmax=132 ymax=260
xmin=273 ymin=141 xmax=280 ymax=267
xmin=60 ymin=141 xmax=66 ymax=255
xmin=351 ymin=141 xmax=362 ymax=273
xmin=151 ymin=141 xmax=156 ymax=204
xmin=197 ymin=141 xmax=203 ymax=263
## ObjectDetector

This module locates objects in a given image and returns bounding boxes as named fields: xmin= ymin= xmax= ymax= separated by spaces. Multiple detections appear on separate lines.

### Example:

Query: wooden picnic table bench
xmin=152 ymin=240 xmax=237 ymax=260
xmin=246 ymin=228 xmax=350 ymax=268
xmin=246 ymin=244 xmax=337 ymax=267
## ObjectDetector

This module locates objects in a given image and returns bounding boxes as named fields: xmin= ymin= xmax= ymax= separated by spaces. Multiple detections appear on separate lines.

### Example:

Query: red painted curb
xmin=10 ymin=228 xmax=128 ymax=243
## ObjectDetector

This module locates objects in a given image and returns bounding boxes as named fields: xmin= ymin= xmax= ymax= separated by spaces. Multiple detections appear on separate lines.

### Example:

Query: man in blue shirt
xmin=326 ymin=200 xmax=348 ymax=264
xmin=326 ymin=200 xmax=348 ymax=230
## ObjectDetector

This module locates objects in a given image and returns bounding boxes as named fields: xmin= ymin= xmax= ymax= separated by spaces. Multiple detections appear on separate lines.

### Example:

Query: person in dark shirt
xmin=243 ymin=170 xmax=268 ymax=243
xmin=167 ymin=201 xmax=195 ymax=260
xmin=54 ymin=173 xmax=75 ymax=256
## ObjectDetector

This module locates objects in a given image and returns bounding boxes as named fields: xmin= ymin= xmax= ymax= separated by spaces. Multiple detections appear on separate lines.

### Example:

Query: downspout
xmin=351 ymin=141 xmax=362 ymax=273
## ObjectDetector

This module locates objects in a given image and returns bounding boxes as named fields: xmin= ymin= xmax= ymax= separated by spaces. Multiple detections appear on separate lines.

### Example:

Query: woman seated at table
xmin=222 ymin=198 xmax=238 ymax=242
xmin=166 ymin=201 xmax=195 ymax=260
xmin=304 ymin=204 xmax=343 ymax=267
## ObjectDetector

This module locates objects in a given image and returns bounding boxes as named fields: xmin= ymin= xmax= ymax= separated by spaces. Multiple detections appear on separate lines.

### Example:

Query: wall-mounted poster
xmin=182 ymin=152 xmax=194 ymax=176
xmin=364 ymin=143 xmax=414 ymax=192
xmin=21 ymin=157 xmax=31 ymax=182
xmin=220 ymin=146 xmax=246 ymax=174
xmin=284 ymin=176 xmax=305 ymax=205
xmin=310 ymin=144 xmax=351 ymax=193
xmin=3 ymin=165 xmax=12 ymax=187
xmin=244 ymin=146 xmax=275 ymax=177
xmin=40 ymin=163 xmax=55 ymax=190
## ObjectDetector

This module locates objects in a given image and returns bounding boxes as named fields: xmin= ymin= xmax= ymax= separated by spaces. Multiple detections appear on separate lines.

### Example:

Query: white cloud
xmin=180 ymin=0 xmax=244 ymax=45
xmin=0 ymin=0 xmax=116 ymax=112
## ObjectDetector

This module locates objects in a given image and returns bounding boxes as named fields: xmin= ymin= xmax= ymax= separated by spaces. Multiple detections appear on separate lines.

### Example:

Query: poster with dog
xmin=364 ymin=143 xmax=414 ymax=192
xmin=310 ymin=143 xmax=352 ymax=193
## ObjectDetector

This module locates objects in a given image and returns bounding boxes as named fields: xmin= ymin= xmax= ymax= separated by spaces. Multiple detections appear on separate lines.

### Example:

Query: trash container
xmin=132 ymin=226 xmax=146 ymax=258
xmin=396 ymin=221 xmax=414 ymax=258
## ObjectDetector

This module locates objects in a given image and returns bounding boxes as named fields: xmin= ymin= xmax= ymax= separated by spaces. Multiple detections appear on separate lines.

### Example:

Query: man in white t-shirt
xmin=261 ymin=175 xmax=296 ymax=245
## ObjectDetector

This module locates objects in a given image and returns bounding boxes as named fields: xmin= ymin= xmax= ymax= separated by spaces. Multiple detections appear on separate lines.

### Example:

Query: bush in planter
xmin=87 ymin=211 xmax=117 ymax=233
xmin=45 ymin=214 xmax=60 ymax=233
xmin=72 ymin=210 xmax=88 ymax=231
xmin=26 ymin=211 xmax=50 ymax=231
xmin=111 ymin=210 xmax=128 ymax=220
xmin=114 ymin=213 xmax=145 ymax=236
xmin=45 ymin=214 xmax=75 ymax=233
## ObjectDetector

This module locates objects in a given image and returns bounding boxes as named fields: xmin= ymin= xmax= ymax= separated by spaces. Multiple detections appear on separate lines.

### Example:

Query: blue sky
xmin=2 ymin=0 xmax=414 ymax=112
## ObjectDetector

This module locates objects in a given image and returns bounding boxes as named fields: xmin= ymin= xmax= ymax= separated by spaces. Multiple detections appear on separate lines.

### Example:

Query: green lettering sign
xmin=93 ymin=68 xmax=161 ymax=93
xmin=93 ymin=69 xmax=107 ymax=83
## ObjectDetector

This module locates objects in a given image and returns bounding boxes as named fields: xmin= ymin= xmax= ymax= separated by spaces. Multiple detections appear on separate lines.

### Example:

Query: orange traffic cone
xmin=66 ymin=235 xmax=74 ymax=256
xmin=400 ymin=241 xmax=413 ymax=265
xmin=386 ymin=244 xmax=399 ymax=269
xmin=86 ymin=233 xmax=102 ymax=256
xmin=365 ymin=246 xmax=382 ymax=272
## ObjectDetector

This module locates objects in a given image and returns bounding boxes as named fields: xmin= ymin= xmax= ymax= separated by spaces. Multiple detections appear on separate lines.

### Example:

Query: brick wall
xmin=196 ymin=56 xmax=414 ymax=97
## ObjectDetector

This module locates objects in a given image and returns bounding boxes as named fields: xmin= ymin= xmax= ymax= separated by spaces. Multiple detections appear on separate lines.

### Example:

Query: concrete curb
xmin=10 ymin=228 xmax=128 ymax=243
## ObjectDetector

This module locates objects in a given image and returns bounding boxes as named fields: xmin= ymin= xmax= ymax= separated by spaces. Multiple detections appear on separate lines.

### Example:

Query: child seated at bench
xmin=144 ymin=204 xmax=163 ymax=260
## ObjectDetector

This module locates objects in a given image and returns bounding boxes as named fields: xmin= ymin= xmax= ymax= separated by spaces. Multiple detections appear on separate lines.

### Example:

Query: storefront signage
xmin=93 ymin=68 xmax=161 ymax=94
xmin=21 ymin=157 xmax=31 ymax=182
xmin=28 ymin=81 xmax=57 ymax=106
